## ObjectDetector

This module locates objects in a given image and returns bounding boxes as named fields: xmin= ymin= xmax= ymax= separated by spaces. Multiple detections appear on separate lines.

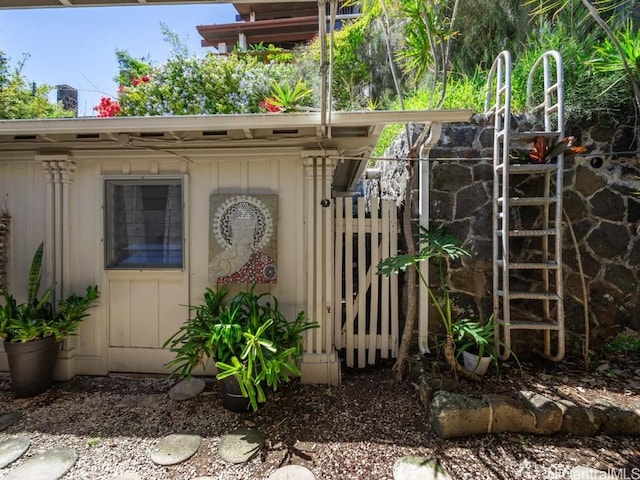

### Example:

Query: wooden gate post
xmin=300 ymin=151 xmax=341 ymax=385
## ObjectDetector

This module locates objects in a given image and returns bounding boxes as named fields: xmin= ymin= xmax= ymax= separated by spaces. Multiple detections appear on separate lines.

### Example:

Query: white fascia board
xmin=329 ymin=109 xmax=473 ymax=126
xmin=0 ymin=109 xmax=473 ymax=137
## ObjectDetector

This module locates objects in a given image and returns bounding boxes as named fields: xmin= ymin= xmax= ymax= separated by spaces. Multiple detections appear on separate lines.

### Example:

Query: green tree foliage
xmin=396 ymin=0 xmax=456 ymax=85
xmin=328 ymin=19 xmax=372 ymax=109
xmin=528 ymin=0 xmax=640 ymax=112
xmin=590 ymin=20 xmax=640 ymax=98
xmin=448 ymin=0 xmax=532 ymax=76
xmin=296 ymin=18 xmax=382 ymax=110
xmin=0 ymin=52 xmax=70 ymax=119
xmin=114 ymin=49 xmax=152 ymax=88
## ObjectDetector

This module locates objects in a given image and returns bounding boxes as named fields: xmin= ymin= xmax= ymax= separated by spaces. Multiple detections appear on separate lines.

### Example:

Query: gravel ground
xmin=0 ymin=353 xmax=639 ymax=480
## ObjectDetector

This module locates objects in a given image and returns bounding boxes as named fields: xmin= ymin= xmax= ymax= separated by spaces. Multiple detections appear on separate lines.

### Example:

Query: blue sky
xmin=0 ymin=4 xmax=237 ymax=116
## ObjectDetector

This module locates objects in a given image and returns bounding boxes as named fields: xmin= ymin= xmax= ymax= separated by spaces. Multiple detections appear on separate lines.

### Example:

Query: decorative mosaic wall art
xmin=208 ymin=194 xmax=277 ymax=285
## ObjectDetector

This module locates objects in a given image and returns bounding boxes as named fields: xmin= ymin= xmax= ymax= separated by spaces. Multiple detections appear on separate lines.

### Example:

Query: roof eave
xmin=0 ymin=109 xmax=473 ymax=136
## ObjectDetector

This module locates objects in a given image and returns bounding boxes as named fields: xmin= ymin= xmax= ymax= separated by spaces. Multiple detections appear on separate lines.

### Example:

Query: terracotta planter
xmin=462 ymin=351 xmax=492 ymax=376
xmin=4 ymin=336 xmax=60 ymax=398
xmin=218 ymin=376 xmax=251 ymax=413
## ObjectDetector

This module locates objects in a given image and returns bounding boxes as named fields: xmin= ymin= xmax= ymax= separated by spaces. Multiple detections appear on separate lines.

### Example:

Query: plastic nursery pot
xmin=462 ymin=351 xmax=492 ymax=376
xmin=5 ymin=336 xmax=61 ymax=398
xmin=218 ymin=375 xmax=252 ymax=413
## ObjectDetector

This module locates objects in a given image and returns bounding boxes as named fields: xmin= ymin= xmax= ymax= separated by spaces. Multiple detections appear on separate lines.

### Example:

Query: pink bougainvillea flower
xmin=94 ymin=97 xmax=122 ymax=117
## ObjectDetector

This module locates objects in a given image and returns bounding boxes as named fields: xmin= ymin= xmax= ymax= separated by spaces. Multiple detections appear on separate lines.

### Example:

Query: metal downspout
xmin=418 ymin=122 xmax=443 ymax=354
xmin=326 ymin=0 xmax=336 ymax=139
xmin=318 ymin=0 xmax=327 ymax=137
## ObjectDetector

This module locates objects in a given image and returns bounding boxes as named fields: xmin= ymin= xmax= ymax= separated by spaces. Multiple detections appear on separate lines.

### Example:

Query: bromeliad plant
xmin=510 ymin=135 xmax=587 ymax=164
xmin=163 ymin=286 xmax=318 ymax=411
xmin=378 ymin=227 xmax=488 ymax=381
xmin=260 ymin=78 xmax=314 ymax=113
xmin=0 ymin=242 xmax=100 ymax=343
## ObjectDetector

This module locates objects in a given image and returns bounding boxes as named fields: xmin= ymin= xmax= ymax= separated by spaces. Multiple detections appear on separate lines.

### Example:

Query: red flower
xmin=131 ymin=75 xmax=150 ymax=87
xmin=259 ymin=99 xmax=283 ymax=113
xmin=94 ymin=97 xmax=122 ymax=117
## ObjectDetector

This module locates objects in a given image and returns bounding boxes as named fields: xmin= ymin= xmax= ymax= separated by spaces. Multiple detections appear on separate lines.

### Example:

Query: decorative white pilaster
xmin=300 ymin=150 xmax=340 ymax=385
xmin=38 ymin=154 xmax=77 ymax=380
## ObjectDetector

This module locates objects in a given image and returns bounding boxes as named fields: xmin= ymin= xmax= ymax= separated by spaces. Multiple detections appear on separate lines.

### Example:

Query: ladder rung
xmin=509 ymin=131 xmax=561 ymax=141
xmin=498 ymin=228 xmax=558 ymax=237
xmin=496 ymin=260 xmax=559 ymax=270
xmin=496 ymin=290 xmax=560 ymax=300
xmin=495 ymin=319 xmax=561 ymax=330
xmin=496 ymin=163 xmax=558 ymax=174
xmin=498 ymin=196 xmax=557 ymax=206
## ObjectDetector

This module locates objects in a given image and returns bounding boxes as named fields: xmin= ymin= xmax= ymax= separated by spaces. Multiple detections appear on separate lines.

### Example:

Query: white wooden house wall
xmin=0 ymin=147 xmax=333 ymax=380
xmin=0 ymin=110 xmax=472 ymax=385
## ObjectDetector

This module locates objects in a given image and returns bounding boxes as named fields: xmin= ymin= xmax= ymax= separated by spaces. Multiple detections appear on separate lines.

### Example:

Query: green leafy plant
xmin=589 ymin=19 xmax=640 ymax=100
xmin=378 ymin=227 xmax=488 ymax=381
xmin=242 ymin=42 xmax=294 ymax=64
xmin=604 ymin=330 xmax=640 ymax=355
xmin=0 ymin=242 xmax=100 ymax=343
xmin=451 ymin=314 xmax=517 ymax=377
xmin=261 ymin=78 xmax=314 ymax=113
xmin=163 ymin=286 xmax=318 ymax=411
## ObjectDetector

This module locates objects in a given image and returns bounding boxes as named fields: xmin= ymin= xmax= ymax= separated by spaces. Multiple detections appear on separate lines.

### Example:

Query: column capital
xmin=37 ymin=155 xmax=75 ymax=184
xmin=301 ymin=150 xmax=338 ymax=171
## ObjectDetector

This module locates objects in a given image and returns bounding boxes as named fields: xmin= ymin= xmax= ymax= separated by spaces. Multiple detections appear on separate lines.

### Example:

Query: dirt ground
xmin=0 ymin=350 xmax=639 ymax=480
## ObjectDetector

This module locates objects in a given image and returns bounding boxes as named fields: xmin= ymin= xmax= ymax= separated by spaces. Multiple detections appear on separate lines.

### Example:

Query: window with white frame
xmin=104 ymin=177 xmax=183 ymax=269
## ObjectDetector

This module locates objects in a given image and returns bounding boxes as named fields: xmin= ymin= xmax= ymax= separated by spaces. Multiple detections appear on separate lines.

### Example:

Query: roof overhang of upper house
xmin=0 ymin=110 xmax=473 ymax=195
xmin=0 ymin=0 xmax=316 ymax=8
xmin=197 ymin=15 xmax=320 ymax=48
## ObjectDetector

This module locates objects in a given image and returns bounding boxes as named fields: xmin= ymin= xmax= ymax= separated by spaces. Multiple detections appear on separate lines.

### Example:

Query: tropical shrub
xmin=298 ymin=17 xmax=391 ymax=110
xmin=589 ymin=20 xmax=640 ymax=102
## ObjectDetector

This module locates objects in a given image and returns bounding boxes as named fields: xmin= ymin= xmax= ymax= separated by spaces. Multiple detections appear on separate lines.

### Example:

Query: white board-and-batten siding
xmin=0 ymin=149 xmax=307 ymax=377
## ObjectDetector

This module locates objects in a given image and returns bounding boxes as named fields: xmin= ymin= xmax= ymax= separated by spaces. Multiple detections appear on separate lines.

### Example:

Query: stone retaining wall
xmin=378 ymin=114 xmax=640 ymax=356
xmin=426 ymin=388 xmax=640 ymax=439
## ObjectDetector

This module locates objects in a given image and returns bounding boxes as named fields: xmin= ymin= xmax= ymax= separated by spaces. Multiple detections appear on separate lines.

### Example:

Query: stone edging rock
xmin=426 ymin=390 xmax=640 ymax=439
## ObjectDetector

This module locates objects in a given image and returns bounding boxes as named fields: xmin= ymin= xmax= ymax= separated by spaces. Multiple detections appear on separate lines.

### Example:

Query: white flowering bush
xmin=118 ymin=53 xmax=295 ymax=116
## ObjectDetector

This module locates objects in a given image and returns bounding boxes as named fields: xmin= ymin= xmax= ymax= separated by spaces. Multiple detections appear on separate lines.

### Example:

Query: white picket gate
xmin=333 ymin=197 xmax=399 ymax=368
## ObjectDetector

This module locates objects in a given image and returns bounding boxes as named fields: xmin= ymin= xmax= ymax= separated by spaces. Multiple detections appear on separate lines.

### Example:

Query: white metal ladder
xmin=485 ymin=50 xmax=565 ymax=361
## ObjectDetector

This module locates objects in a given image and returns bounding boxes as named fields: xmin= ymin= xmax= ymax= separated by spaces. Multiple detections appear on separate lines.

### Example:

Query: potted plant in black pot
xmin=0 ymin=242 xmax=100 ymax=398
xmin=163 ymin=286 xmax=318 ymax=412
